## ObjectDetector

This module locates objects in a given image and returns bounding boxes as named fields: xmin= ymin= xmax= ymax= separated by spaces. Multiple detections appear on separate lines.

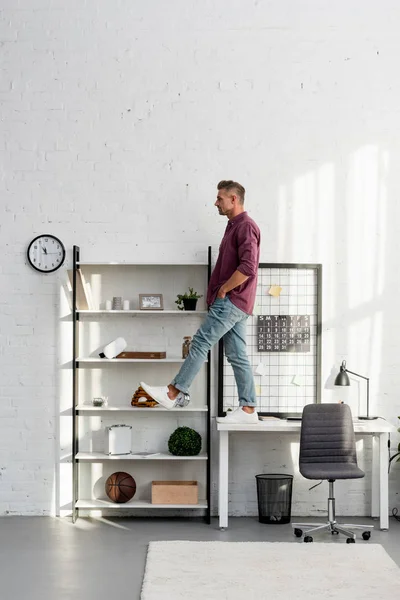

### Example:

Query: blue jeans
xmin=171 ymin=297 xmax=256 ymax=407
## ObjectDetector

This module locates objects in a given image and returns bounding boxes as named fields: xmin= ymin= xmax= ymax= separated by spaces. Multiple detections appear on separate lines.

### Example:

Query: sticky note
xmin=291 ymin=375 xmax=303 ymax=386
xmin=268 ymin=285 xmax=282 ymax=298
xmin=255 ymin=363 xmax=266 ymax=376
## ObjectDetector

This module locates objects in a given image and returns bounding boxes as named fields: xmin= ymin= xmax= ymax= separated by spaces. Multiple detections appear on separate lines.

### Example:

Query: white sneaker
xmin=216 ymin=407 xmax=259 ymax=424
xmin=139 ymin=382 xmax=190 ymax=410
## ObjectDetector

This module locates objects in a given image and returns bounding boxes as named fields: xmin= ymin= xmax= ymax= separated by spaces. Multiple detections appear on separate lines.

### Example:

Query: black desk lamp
xmin=334 ymin=360 xmax=377 ymax=420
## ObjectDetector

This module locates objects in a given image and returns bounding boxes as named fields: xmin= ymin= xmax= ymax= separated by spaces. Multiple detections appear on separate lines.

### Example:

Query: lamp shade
xmin=334 ymin=361 xmax=350 ymax=386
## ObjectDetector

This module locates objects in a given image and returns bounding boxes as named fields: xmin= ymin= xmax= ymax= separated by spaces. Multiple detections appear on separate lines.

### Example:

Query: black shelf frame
xmin=72 ymin=245 xmax=212 ymax=524
xmin=206 ymin=245 xmax=211 ymax=524
xmin=72 ymin=244 xmax=79 ymax=523
xmin=217 ymin=262 xmax=322 ymax=419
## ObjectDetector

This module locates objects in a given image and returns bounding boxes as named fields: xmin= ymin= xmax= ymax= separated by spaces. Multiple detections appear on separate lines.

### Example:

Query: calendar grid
xmin=218 ymin=263 xmax=322 ymax=416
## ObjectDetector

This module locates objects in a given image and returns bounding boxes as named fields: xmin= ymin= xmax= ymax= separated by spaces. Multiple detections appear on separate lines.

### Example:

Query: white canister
xmin=123 ymin=300 xmax=130 ymax=310
xmin=105 ymin=300 xmax=112 ymax=310
xmin=105 ymin=424 xmax=132 ymax=455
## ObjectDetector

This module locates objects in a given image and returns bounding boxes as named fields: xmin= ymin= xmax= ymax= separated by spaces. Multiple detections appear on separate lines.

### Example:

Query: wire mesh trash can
xmin=255 ymin=474 xmax=293 ymax=524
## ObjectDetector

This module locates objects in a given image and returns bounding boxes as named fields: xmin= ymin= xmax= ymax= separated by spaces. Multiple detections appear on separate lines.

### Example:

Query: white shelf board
xmin=76 ymin=357 xmax=193 ymax=363
xmin=77 ymin=310 xmax=208 ymax=315
xmin=76 ymin=499 xmax=208 ymax=509
xmin=77 ymin=262 xmax=208 ymax=266
xmin=76 ymin=452 xmax=208 ymax=461
xmin=76 ymin=405 xmax=208 ymax=412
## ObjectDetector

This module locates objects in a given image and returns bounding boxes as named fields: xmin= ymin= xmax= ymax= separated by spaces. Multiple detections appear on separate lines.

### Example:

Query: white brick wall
xmin=1 ymin=1 xmax=400 ymax=516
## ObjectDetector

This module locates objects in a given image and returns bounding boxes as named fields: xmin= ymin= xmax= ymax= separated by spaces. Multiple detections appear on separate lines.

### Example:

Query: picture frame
xmin=139 ymin=294 xmax=164 ymax=310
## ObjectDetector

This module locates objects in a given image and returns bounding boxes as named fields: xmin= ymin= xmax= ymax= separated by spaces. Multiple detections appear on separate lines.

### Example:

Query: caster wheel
xmin=362 ymin=531 xmax=371 ymax=541
xmin=331 ymin=530 xmax=339 ymax=535
xmin=304 ymin=535 xmax=313 ymax=543
xmin=346 ymin=538 xmax=355 ymax=544
xmin=294 ymin=528 xmax=303 ymax=538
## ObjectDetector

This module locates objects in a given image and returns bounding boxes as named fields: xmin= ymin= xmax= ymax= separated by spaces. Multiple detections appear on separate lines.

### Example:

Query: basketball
xmin=105 ymin=471 xmax=136 ymax=503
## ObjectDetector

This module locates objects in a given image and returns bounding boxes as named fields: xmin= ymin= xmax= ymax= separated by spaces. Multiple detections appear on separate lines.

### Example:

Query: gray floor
xmin=0 ymin=516 xmax=399 ymax=600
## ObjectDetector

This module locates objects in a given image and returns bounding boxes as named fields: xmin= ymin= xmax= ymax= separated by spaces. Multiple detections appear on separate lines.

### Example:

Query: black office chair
xmin=291 ymin=403 xmax=374 ymax=543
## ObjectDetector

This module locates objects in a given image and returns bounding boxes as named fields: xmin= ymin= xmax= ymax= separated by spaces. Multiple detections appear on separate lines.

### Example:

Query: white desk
xmin=217 ymin=418 xmax=396 ymax=531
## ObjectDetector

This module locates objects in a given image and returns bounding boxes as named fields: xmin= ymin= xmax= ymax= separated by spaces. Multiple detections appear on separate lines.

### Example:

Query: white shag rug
xmin=141 ymin=541 xmax=400 ymax=600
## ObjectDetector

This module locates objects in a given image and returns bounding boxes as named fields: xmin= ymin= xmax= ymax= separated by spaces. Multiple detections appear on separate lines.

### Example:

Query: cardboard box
xmin=151 ymin=481 xmax=198 ymax=505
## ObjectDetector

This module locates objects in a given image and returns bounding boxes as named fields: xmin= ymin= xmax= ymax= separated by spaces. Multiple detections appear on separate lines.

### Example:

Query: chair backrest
xmin=299 ymin=403 xmax=358 ymax=466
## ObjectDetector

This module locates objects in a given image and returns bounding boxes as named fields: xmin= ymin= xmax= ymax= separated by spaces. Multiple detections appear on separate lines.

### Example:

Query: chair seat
xmin=300 ymin=462 xmax=365 ymax=480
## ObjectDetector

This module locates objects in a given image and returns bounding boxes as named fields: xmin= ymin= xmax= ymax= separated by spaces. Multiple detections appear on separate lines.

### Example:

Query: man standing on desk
xmin=140 ymin=180 xmax=261 ymax=424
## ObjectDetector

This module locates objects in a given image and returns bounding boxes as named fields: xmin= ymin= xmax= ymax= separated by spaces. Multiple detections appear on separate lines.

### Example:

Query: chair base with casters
xmin=292 ymin=480 xmax=374 ymax=543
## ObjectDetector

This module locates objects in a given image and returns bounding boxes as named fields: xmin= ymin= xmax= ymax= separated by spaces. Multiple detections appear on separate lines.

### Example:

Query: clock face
xmin=27 ymin=234 xmax=66 ymax=273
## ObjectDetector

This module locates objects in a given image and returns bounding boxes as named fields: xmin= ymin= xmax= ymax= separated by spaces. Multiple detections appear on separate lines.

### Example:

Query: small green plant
xmin=175 ymin=287 xmax=203 ymax=311
xmin=168 ymin=426 xmax=202 ymax=456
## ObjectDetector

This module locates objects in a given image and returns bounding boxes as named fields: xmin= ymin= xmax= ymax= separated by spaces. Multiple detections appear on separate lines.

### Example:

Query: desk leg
xmin=371 ymin=435 xmax=379 ymax=519
xmin=219 ymin=431 xmax=229 ymax=530
xmin=379 ymin=432 xmax=389 ymax=530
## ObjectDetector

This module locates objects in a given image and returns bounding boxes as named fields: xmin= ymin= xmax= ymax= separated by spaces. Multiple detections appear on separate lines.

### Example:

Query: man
xmin=141 ymin=180 xmax=261 ymax=424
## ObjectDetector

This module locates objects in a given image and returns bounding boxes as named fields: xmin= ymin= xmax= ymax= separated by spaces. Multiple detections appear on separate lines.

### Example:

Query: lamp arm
xmin=345 ymin=369 xmax=369 ymax=383
xmin=346 ymin=369 xmax=370 ymax=418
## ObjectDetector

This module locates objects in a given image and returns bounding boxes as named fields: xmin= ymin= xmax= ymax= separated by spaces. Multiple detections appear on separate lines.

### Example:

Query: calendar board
xmin=218 ymin=263 xmax=322 ymax=417
xmin=257 ymin=315 xmax=310 ymax=352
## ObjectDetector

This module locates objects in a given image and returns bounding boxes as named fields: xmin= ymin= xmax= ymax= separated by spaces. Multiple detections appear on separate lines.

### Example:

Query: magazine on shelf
xmin=67 ymin=269 xmax=93 ymax=310
xmin=132 ymin=452 xmax=161 ymax=457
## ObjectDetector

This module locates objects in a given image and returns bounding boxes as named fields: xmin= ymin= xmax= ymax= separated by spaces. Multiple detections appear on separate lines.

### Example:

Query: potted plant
xmin=175 ymin=287 xmax=203 ymax=311
xmin=168 ymin=426 xmax=202 ymax=456
xmin=389 ymin=416 xmax=400 ymax=468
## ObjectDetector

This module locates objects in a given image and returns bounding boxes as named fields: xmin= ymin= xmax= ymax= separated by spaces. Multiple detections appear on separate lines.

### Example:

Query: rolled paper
xmin=99 ymin=337 xmax=127 ymax=359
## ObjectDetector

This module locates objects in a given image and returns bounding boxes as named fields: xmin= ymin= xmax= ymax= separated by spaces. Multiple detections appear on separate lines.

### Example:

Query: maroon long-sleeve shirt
xmin=206 ymin=211 xmax=260 ymax=315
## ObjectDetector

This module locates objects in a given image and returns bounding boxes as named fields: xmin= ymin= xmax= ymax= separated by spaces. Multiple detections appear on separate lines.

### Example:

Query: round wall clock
xmin=27 ymin=234 xmax=66 ymax=273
